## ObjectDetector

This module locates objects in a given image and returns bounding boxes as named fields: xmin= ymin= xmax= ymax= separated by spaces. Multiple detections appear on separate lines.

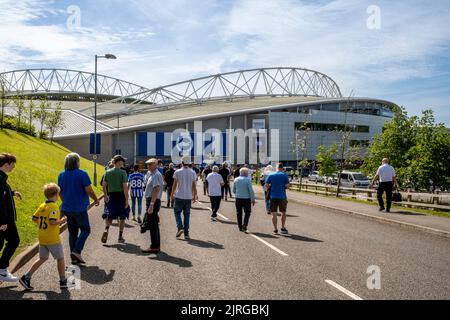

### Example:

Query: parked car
xmin=308 ymin=171 xmax=323 ymax=183
xmin=324 ymin=173 xmax=338 ymax=185
xmin=338 ymin=171 xmax=370 ymax=188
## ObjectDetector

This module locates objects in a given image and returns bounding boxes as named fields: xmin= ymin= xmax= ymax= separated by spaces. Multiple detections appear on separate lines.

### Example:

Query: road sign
xmin=90 ymin=133 xmax=101 ymax=154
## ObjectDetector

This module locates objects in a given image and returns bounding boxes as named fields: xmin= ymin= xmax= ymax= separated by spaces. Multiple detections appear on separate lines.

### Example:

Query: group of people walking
xmin=0 ymin=149 xmax=396 ymax=292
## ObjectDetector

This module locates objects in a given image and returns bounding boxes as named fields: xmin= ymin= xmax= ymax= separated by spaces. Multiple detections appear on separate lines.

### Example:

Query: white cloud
xmin=1 ymin=0 xmax=449 ymax=124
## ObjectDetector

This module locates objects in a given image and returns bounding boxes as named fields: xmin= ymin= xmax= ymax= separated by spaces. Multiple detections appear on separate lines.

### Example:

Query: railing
xmin=288 ymin=181 xmax=450 ymax=212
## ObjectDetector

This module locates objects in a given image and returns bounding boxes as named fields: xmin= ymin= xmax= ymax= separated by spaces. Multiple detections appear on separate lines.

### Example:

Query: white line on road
xmin=325 ymin=280 xmax=363 ymax=300
xmin=248 ymin=233 xmax=289 ymax=256
xmin=197 ymin=201 xmax=229 ymax=220
xmin=197 ymin=200 xmax=287 ymax=256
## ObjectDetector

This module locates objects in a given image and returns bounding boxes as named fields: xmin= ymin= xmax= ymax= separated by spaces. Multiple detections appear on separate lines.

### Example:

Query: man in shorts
xmin=102 ymin=155 xmax=130 ymax=244
xmin=265 ymin=163 xmax=290 ymax=235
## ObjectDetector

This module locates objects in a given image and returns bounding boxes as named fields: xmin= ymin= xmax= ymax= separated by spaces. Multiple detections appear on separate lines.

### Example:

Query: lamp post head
xmin=104 ymin=54 xmax=117 ymax=59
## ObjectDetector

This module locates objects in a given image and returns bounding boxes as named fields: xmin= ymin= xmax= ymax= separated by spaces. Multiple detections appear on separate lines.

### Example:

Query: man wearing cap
xmin=171 ymin=157 xmax=197 ymax=240
xmin=101 ymin=155 xmax=129 ymax=244
xmin=141 ymin=158 xmax=164 ymax=254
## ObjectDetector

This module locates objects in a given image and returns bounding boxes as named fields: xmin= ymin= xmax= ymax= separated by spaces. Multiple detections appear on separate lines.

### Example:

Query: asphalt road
xmin=1 ymin=182 xmax=449 ymax=300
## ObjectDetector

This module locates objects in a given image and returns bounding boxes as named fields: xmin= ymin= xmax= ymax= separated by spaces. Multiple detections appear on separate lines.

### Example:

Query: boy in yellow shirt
xmin=19 ymin=183 xmax=68 ymax=290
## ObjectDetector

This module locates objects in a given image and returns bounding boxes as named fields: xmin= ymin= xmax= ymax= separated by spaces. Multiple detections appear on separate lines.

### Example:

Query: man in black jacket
xmin=0 ymin=153 xmax=22 ymax=283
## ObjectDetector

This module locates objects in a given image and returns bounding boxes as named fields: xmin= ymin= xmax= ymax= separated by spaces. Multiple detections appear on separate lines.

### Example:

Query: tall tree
xmin=316 ymin=144 xmax=338 ymax=178
xmin=34 ymin=97 xmax=50 ymax=138
xmin=12 ymin=95 xmax=26 ymax=132
xmin=361 ymin=106 xmax=417 ymax=187
xmin=28 ymin=98 xmax=36 ymax=134
xmin=45 ymin=102 xmax=65 ymax=143
xmin=290 ymin=112 xmax=310 ymax=190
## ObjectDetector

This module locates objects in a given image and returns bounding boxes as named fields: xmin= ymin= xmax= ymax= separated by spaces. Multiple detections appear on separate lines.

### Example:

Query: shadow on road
xmin=185 ymin=239 xmax=224 ymax=249
xmin=0 ymin=285 xmax=72 ymax=300
xmin=390 ymin=211 xmax=426 ymax=216
xmin=103 ymin=243 xmax=145 ymax=256
xmin=251 ymin=232 xmax=323 ymax=242
xmin=283 ymin=234 xmax=323 ymax=242
xmin=217 ymin=219 xmax=238 ymax=225
xmin=190 ymin=206 xmax=211 ymax=211
xmin=80 ymin=266 xmax=115 ymax=285
xmin=149 ymin=252 xmax=193 ymax=268
xmin=110 ymin=222 xmax=136 ymax=229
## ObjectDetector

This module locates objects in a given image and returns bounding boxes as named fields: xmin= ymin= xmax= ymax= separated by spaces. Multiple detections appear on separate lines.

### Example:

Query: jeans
xmin=64 ymin=211 xmax=91 ymax=255
xmin=0 ymin=222 xmax=20 ymax=269
xmin=377 ymin=181 xmax=393 ymax=211
xmin=131 ymin=196 xmax=143 ymax=217
xmin=209 ymin=196 xmax=222 ymax=217
xmin=235 ymin=198 xmax=252 ymax=229
xmin=173 ymin=198 xmax=191 ymax=235
xmin=146 ymin=198 xmax=161 ymax=249
xmin=166 ymin=186 xmax=174 ymax=207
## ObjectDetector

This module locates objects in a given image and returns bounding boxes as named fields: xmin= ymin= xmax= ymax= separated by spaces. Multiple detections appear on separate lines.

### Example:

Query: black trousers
xmin=0 ymin=222 xmax=20 ymax=269
xmin=146 ymin=198 xmax=161 ymax=249
xmin=221 ymin=183 xmax=231 ymax=199
xmin=209 ymin=196 xmax=222 ymax=217
xmin=235 ymin=198 xmax=252 ymax=229
xmin=377 ymin=181 xmax=393 ymax=211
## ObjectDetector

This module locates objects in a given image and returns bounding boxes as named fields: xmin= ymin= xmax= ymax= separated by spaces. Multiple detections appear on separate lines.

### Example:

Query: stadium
xmin=0 ymin=67 xmax=396 ymax=167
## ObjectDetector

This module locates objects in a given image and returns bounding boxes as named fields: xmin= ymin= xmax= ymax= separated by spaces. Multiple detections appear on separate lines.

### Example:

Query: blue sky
xmin=1 ymin=0 xmax=449 ymax=125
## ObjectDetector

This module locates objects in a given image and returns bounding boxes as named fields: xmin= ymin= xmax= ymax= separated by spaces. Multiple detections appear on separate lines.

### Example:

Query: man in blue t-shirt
xmin=265 ymin=162 xmax=290 ymax=235
xmin=128 ymin=165 xmax=145 ymax=223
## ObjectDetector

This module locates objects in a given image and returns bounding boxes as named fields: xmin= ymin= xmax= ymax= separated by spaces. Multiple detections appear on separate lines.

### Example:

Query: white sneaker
xmin=0 ymin=269 xmax=18 ymax=282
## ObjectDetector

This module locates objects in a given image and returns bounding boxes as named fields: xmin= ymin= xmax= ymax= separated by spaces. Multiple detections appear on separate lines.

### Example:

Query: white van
xmin=338 ymin=171 xmax=370 ymax=188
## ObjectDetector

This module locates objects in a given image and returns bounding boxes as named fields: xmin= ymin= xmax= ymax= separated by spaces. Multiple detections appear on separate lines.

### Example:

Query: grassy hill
xmin=0 ymin=129 xmax=103 ymax=256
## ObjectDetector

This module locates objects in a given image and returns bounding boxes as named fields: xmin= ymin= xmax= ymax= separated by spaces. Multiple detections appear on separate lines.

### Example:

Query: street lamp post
xmin=93 ymin=53 xmax=116 ymax=186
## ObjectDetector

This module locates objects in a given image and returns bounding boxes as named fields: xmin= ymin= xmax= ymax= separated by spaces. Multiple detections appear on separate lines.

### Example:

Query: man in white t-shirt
xmin=206 ymin=166 xmax=224 ymax=222
xmin=370 ymin=158 xmax=397 ymax=212
xmin=170 ymin=158 xmax=197 ymax=240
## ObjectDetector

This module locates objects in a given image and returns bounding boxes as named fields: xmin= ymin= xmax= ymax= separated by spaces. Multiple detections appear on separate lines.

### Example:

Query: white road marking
xmin=198 ymin=200 xmax=288 ymax=256
xmin=197 ymin=201 xmax=229 ymax=220
xmin=248 ymin=233 xmax=289 ymax=256
xmin=325 ymin=280 xmax=363 ymax=300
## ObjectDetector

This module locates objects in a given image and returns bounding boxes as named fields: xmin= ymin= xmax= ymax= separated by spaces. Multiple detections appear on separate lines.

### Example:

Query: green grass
xmin=0 ymin=129 xmax=103 ymax=256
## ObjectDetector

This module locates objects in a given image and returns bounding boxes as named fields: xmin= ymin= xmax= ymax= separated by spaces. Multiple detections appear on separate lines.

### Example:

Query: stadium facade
xmin=0 ymin=67 xmax=396 ymax=167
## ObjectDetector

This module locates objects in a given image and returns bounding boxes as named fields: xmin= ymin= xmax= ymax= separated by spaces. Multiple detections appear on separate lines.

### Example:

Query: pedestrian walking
xmin=141 ymin=158 xmax=164 ymax=254
xmin=261 ymin=165 xmax=275 ymax=215
xmin=0 ymin=153 xmax=21 ymax=283
xmin=19 ymin=183 xmax=69 ymax=290
xmin=171 ymin=157 xmax=197 ymax=240
xmin=206 ymin=166 xmax=224 ymax=221
xmin=58 ymin=152 xmax=99 ymax=265
xmin=101 ymin=155 xmax=129 ymax=244
xmin=201 ymin=165 xmax=212 ymax=196
xmin=128 ymin=165 xmax=145 ymax=223
xmin=164 ymin=163 xmax=176 ymax=208
xmin=219 ymin=164 xmax=231 ymax=201
xmin=266 ymin=163 xmax=290 ymax=235
xmin=232 ymin=167 xmax=256 ymax=233
xmin=370 ymin=158 xmax=397 ymax=213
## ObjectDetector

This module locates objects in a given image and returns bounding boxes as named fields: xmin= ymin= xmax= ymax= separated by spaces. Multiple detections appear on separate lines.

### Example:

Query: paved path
xmin=281 ymin=186 xmax=450 ymax=234
xmin=1 ymin=182 xmax=449 ymax=300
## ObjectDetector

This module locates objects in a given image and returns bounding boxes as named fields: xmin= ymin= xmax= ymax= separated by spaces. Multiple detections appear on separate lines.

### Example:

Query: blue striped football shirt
xmin=128 ymin=172 xmax=145 ymax=198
